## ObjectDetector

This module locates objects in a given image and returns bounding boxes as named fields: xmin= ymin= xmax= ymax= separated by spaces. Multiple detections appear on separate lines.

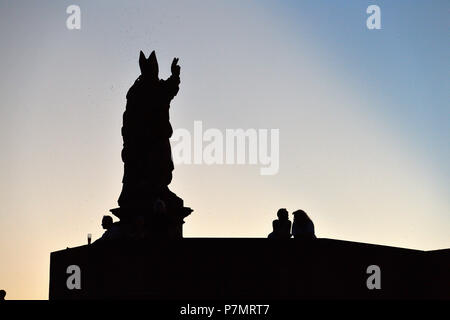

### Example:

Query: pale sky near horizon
xmin=0 ymin=0 xmax=448 ymax=299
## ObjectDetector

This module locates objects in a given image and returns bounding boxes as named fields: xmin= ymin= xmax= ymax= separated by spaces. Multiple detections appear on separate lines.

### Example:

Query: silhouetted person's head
xmin=139 ymin=50 xmax=159 ymax=82
xmin=0 ymin=290 xmax=5 ymax=300
xmin=101 ymin=216 xmax=113 ymax=230
xmin=292 ymin=210 xmax=311 ymax=223
xmin=292 ymin=209 xmax=315 ymax=239
xmin=277 ymin=208 xmax=289 ymax=221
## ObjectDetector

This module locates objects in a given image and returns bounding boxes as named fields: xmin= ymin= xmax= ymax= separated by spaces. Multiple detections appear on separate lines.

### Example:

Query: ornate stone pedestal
xmin=109 ymin=206 xmax=192 ymax=239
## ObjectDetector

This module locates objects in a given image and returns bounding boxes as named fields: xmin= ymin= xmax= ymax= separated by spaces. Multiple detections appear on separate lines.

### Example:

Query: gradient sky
xmin=0 ymin=0 xmax=448 ymax=299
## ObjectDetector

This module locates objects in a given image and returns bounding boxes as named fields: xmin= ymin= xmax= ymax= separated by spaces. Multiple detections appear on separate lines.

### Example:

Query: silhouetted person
xmin=102 ymin=215 xmax=113 ymax=230
xmin=277 ymin=208 xmax=292 ymax=238
xmin=96 ymin=215 xmax=121 ymax=242
xmin=268 ymin=208 xmax=292 ymax=238
xmin=0 ymin=290 xmax=5 ymax=301
xmin=292 ymin=210 xmax=316 ymax=240
xmin=268 ymin=219 xmax=280 ymax=239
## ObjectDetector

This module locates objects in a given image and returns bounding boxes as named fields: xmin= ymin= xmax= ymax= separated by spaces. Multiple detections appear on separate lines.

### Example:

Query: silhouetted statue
xmin=0 ymin=290 xmax=5 ymax=301
xmin=268 ymin=208 xmax=292 ymax=239
xmin=112 ymin=50 xmax=192 ymax=238
xmin=132 ymin=215 xmax=147 ymax=240
xmin=292 ymin=210 xmax=316 ymax=240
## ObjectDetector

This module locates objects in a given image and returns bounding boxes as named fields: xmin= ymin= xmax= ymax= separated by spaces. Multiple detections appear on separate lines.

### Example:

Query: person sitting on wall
xmin=292 ymin=209 xmax=316 ymax=240
xmin=268 ymin=219 xmax=280 ymax=239
xmin=268 ymin=208 xmax=292 ymax=239
xmin=95 ymin=215 xmax=122 ymax=242
xmin=0 ymin=290 xmax=6 ymax=301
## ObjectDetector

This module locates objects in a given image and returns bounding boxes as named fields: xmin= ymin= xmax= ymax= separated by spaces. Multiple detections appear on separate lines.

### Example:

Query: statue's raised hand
xmin=171 ymin=58 xmax=180 ymax=76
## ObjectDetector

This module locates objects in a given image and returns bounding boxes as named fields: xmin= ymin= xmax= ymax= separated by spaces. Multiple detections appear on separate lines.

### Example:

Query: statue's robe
xmin=118 ymin=73 xmax=180 ymax=209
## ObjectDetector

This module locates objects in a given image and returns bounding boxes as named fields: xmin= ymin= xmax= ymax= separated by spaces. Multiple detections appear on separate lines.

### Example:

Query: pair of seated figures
xmin=268 ymin=208 xmax=316 ymax=240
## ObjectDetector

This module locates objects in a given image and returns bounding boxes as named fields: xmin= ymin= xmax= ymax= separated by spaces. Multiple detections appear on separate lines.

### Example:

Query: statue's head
xmin=139 ymin=50 xmax=159 ymax=81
